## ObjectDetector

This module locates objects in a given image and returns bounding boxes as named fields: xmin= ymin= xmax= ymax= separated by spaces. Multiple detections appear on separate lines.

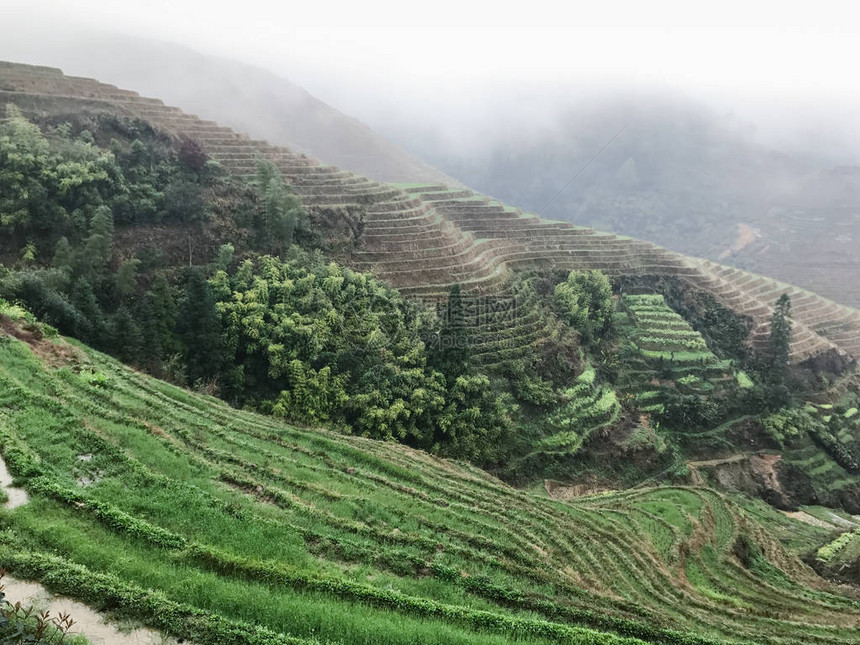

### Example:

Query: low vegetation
xmin=0 ymin=570 xmax=80 ymax=644
xmin=0 ymin=315 xmax=859 ymax=644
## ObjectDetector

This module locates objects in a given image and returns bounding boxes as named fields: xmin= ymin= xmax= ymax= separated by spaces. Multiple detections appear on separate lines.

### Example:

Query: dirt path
xmin=686 ymin=453 xmax=752 ymax=486
xmin=2 ymin=576 xmax=179 ymax=645
xmin=687 ymin=453 xmax=751 ymax=469
xmin=781 ymin=510 xmax=839 ymax=530
xmin=0 ymin=453 xmax=29 ymax=509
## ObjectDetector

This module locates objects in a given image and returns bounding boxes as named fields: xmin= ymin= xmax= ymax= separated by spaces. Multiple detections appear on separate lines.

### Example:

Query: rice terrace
xmin=1 ymin=11 xmax=860 ymax=645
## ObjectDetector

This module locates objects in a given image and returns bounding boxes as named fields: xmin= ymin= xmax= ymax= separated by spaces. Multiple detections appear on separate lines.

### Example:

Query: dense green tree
xmin=217 ymin=243 xmax=235 ymax=272
xmin=252 ymin=159 xmax=311 ymax=252
xmin=503 ymin=360 xmax=556 ymax=406
xmin=84 ymin=205 xmax=114 ymax=271
xmin=176 ymin=268 xmax=223 ymax=385
xmin=252 ymin=158 xmax=280 ymax=192
xmin=19 ymin=242 xmax=37 ymax=267
xmin=110 ymin=305 xmax=143 ymax=364
xmin=264 ymin=177 xmax=299 ymax=253
xmin=430 ymin=283 xmax=471 ymax=380
xmin=69 ymin=276 xmax=105 ymax=345
xmin=136 ymin=292 xmax=163 ymax=373
xmin=52 ymin=236 xmax=73 ymax=271
xmin=761 ymin=407 xmax=812 ymax=447
xmin=163 ymin=180 xmax=207 ymax=226
xmin=214 ymin=254 xmax=514 ymax=461
xmin=0 ymin=270 xmax=88 ymax=338
xmin=149 ymin=275 xmax=178 ymax=355
xmin=658 ymin=392 xmax=720 ymax=430
xmin=554 ymin=269 xmax=614 ymax=345
xmin=0 ymin=106 xmax=121 ymax=252
xmin=115 ymin=258 xmax=141 ymax=301
xmin=437 ymin=374 xmax=516 ymax=463
xmin=769 ymin=293 xmax=792 ymax=380
xmin=272 ymin=360 xmax=348 ymax=424
xmin=0 ymin=105 xmax=61 ymax=241
xmin=109 ymin=137 xmax=171 ymax=225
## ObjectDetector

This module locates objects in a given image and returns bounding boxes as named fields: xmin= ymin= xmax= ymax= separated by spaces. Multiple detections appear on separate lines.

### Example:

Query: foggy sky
xmin=4 ymin=0 xmax=860 ymax=162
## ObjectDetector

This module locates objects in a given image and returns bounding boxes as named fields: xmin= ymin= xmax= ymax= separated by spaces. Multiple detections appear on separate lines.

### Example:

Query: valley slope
xmin=0 ymin=306 xmax=859 ymax=644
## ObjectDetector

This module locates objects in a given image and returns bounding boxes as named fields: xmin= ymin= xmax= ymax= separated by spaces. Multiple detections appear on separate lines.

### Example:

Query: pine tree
xmin=150 ymin=275 xmax=178 ymax=355
xmin=69 ymin=276 xmax=104 ymax=345
xmin=176 ymin=268 xmax=223 ymax=385
xmin=110 ymin=305 xmax=143 ymax=365
xmin=136 ymin=293 xmax=163 ymax=374
xmin=84 ymin=205 xmax=114 ymax=270
xmin=52 ymin=236 xmax=73 ymax=271
xmin=115 ymin=258 xmax=141 ymax=301
xmin=769 ymin=293 xmax=792 ymax=381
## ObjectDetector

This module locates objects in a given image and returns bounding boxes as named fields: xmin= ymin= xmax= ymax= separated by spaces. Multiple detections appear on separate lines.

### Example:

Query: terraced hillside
xmin=617 ymin=295 xmax=735 ymax=413
xmin=523 ymin=366 xmax=621 ymax=462
xmin=2 ymin=310 xmax=860 ymax=644
xmin=812 ymin=511 xmax=860 ymax=582
xmin=1 ymin=61 xmax=859 ymax=369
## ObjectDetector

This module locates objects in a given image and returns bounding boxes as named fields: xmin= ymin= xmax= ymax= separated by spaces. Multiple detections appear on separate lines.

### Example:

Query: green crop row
xmin=1 ymin=481 xmax=657 ymax=645
xmin=0 ymin=546 xmax=318 ymax=645
xmin=3 ymin=330 xmax=859 ymax=643
xmin=635 ymin=337 xmax=709 ymax=352
xmin=817 ymin=530 xmax=859 ymax=562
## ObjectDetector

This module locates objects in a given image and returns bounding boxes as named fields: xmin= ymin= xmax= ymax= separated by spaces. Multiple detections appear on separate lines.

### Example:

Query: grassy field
xmin=0 ymin=318 xmax=859 ymax=645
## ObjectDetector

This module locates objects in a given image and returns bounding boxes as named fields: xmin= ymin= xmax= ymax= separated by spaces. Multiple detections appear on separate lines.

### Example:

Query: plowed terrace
xmin=2 ymin=61 xmax=859 ymax=365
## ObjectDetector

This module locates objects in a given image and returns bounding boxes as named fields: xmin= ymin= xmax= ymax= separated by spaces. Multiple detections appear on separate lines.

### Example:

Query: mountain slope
xmin=0 ymin=32 xmax=458 ymax=186
xmin=1 ymin=307 xmax=860 ymax=644
xmin=1 ymin=61 xmax=858 ymax=368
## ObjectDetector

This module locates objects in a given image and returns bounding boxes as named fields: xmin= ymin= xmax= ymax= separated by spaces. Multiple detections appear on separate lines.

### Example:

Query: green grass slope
xmin=1 ymin=316 xmax=859 ymax=644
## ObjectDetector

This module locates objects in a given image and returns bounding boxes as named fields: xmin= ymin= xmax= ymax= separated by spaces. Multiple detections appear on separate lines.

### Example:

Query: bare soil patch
xmin=544 ymin=478 xmax=614 ymax=500
xmin=0 ymin=314 xmax=83 ymax=368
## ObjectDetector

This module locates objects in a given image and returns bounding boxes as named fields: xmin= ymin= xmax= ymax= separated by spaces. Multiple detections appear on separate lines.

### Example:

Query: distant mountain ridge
xmin=0 ymin=33 xmax=459 ymax=186
xmin=383 ymin=96 xmax=860 ymax=307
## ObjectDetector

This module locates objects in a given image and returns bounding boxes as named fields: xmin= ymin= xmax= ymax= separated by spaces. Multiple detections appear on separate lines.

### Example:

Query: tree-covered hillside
xmin=0 ymin=107 xmax=518 ymax=463
xmin=1 ymin=104 xmax=859 ymax=508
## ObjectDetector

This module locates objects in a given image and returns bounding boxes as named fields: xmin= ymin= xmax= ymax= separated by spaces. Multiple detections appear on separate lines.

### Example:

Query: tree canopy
xmin=214 ymin=253 xmax=514 ymax=462
xmin=554 ymin=269 xmax=614 ymax=345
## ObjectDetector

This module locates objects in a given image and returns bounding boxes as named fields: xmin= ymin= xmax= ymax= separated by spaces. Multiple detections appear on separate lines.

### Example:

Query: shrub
xmin=0 ymin=569 xmax=77 ymax=644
